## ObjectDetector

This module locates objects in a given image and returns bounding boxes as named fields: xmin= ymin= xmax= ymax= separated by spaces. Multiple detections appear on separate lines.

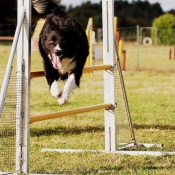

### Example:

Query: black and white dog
xmin=32 ymin=0 xmax=89 ymax=105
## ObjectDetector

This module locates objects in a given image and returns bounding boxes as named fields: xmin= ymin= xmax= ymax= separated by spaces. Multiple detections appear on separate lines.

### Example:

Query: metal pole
xmin=17 ymin=0 xmax=31 ymax=173
xmin=136 ymin=25 xmax=140 ymax=68
xmin=0 ymin=7 xmax=25 ymax=117
xmin=114 ymin=41 xmax=137 ymax=146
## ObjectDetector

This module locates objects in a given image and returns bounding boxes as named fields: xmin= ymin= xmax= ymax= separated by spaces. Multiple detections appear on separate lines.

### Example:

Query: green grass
xmin=123 ymin=43 xmax=175 ymax=72
xmin=1 ymin=43 xmax=175 ymax=174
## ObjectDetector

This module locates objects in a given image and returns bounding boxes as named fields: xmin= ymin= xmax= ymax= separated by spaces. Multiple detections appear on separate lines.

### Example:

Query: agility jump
xmin=0 ymin=0 xmax=144 ymax=174
xmin=1 ymin=0 xmax=175 ymax=174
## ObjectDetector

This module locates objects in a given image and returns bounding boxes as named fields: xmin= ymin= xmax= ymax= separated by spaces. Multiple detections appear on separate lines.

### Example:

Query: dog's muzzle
xmin=55 ymin=49 xmax=62 ymax=57
xmin=48 ymin=51 xmax=62 ymax=70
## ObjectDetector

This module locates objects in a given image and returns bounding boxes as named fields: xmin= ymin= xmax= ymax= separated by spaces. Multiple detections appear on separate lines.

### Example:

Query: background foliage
xmin=151 ymin=13 xmax=175 ymax=45
xmin=1 ymin=0 xmax=175 ymax=45
xmin=1 ymin=0 xmax=175 ymax=30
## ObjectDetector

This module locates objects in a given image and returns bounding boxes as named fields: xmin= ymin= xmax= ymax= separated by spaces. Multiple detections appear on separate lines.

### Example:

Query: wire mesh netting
xmin=0 ymin=76 xmax=21 ymax=173
xmin=115 ymin=58 xmax=136 ymax=149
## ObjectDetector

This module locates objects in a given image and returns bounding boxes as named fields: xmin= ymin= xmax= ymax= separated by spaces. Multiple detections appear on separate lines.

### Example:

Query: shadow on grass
xmin=30 ymin=124 xmax=175 ymax=137
xmin=30 ymin=125 xmax=104 ymax=136
xmin=133 ymin=124 xmax=175 ymax=130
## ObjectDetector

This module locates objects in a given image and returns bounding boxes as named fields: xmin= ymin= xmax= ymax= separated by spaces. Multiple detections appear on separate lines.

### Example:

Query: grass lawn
xmin=1 ymin=43 xmax=175 ymax=174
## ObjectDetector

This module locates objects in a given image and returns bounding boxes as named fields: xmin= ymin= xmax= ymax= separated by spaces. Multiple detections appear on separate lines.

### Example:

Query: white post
xmin=102 ymin=0 xmax=117 ymax=151
xmin=17 ymin=0 xmax=31 ymax=173
xmin=15 ymin=6 xmax=26 ymax=173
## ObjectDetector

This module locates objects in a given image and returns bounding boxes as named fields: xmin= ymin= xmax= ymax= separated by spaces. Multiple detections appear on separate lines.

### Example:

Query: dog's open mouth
xmin=49 ymin=53 xmax=62 ymax=70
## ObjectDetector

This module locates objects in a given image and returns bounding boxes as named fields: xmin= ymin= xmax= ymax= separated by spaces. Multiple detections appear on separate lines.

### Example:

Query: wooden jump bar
xmin=83 ymin=64 xmax=112 ymax=72
xmin=30 ymin=103 xmax=112 ymax=123
xmin=30 ymin=64 xmax=112 ymax=78
xmin=0 ymin=36 xmax=14 ymax=41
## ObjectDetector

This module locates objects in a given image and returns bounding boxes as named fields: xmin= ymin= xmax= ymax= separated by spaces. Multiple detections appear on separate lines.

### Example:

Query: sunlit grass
xmin=1 ymin=43 xmax=175 ymax=174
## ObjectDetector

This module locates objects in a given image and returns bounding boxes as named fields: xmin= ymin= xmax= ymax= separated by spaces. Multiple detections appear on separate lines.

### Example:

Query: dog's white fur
xmin=59 ymin=58 xmax=76 ymax=75
xmin=50 ymin=80 xmax=60 ymax=98
xmin=58 ymin=73 xmax=77 ymax=105
xmin=50 ymin=74 xmax=77 ymax=105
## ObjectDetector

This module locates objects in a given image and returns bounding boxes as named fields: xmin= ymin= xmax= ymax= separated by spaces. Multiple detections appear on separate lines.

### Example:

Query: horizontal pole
xmin=30 ymin=103 xmax=112 ymax=123
xmin=41 ymin=148 xmax=175 ymax=156
xmin=0 ymin=36 xmax=14 ymax=40
xmin=84 ymin=64 xmax=112 ymax=72
xmin=31 ymin=70 xmax=44 ymax=78
xmin=30 ymin=64 xmax=112 ymax=79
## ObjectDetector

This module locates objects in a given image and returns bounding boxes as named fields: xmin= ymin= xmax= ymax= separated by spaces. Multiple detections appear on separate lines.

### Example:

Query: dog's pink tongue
xmin=52 ymin=55 xmax=62 ymax=69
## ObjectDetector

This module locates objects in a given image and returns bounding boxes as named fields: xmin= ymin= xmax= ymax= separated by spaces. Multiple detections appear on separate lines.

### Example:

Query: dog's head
xmin=40 ymin=14 xmax=80 ymax=69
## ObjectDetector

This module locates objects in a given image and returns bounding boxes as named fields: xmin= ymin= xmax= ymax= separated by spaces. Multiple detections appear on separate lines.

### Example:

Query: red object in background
xmin=122 ymin=50 xmax=126 ymax=71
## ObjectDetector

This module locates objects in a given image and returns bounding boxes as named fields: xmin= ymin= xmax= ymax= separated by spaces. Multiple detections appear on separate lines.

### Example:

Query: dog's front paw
xmin=50 ymin=81 xmax=60 ymax=98
xmin=57 ymin=93 xmax=69 ymax=105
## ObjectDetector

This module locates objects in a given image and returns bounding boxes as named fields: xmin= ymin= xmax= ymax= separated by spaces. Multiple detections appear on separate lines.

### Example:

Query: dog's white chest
xmin=59 ymin=57 xmax=76 ymax=74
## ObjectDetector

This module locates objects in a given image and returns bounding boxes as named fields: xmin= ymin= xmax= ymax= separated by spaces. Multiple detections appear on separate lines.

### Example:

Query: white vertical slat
xmin=16 ymin=0 xmax=24 ymax=172
xmin=15 ymin=6 xmax=26 ymax=173
xmin=22 ymin=0 xmax=31 ymax=173
xmin=17 ymin=0 xmax=31 ymax=173
xmin=102 ymin=0 xmax=117 ymax=152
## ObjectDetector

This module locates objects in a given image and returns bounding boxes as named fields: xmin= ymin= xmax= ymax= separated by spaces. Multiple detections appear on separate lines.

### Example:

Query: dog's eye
xmin=51 ymin=24 xmax=56 ymax=30
xmin=49 ymin=40 xmax=54 ymax=44
xmin=62 ymin=39 xmax=66 ymax=43
xmin=61 ymin=38 xmax=67 ymax=44
xmin=62 ymin=40 xmax=66 ymax=44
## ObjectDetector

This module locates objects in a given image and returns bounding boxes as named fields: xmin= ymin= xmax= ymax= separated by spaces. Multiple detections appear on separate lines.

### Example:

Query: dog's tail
xmin=32 ymin=0 xmax=59 ymax=14
xmin=32 ymin=0 xmax=60 ymax=33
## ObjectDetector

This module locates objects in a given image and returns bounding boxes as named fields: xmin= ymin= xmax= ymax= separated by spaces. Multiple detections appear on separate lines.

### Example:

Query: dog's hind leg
xmin=58 ymin=73 xmax=77 ymax=105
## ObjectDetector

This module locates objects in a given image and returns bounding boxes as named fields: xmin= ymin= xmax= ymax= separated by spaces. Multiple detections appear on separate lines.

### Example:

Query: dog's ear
xmin=46 ymin=15 xmax=58 ymax=30
xmin=50 ymin=15 xmax=81 ymax=32
xmin=63 ymin=18 xmax=74 ymax=30
xmin=59 ymin=18 xmax=78 ymax=32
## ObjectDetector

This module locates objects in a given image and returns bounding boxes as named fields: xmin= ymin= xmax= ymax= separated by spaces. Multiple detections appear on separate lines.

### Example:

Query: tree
xmin=114 ymin=0 xmax=163 ymax=27
xmin=0 ymin=0 xmax=17 ymax=36
xmin=0 ymin=0 xmax=168 ymax=37
xmin=151 ymin=13 xmax=175 ymax=45
xmin=67 ymin=1 xmax=102 ymax=30
xmin=0 ymin=0 xmax=17 ymax=23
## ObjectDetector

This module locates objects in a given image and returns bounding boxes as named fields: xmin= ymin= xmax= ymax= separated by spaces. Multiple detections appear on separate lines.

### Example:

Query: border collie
xmin=32 ymin=0 xmax=89 ymax=105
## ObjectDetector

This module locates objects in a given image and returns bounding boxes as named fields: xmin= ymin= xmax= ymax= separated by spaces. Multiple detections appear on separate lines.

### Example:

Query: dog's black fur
xmin=32 ymin=0 xmax=89 ymax=105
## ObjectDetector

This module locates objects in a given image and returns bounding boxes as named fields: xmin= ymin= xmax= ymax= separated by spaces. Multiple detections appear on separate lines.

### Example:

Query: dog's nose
xmin=55 ymin=50 xmax=62 ymax=56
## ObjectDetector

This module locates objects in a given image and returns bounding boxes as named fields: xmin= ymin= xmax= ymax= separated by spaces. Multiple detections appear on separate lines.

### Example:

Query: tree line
xmin=0 ymin=0 xmax=175 ymax=32
xmin=67 ymin=0 xmax=166 ymax=31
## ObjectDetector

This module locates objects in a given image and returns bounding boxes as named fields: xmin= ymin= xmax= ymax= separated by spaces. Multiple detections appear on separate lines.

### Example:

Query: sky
xmin=60 ymin=0 xmax=175 ymax=11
